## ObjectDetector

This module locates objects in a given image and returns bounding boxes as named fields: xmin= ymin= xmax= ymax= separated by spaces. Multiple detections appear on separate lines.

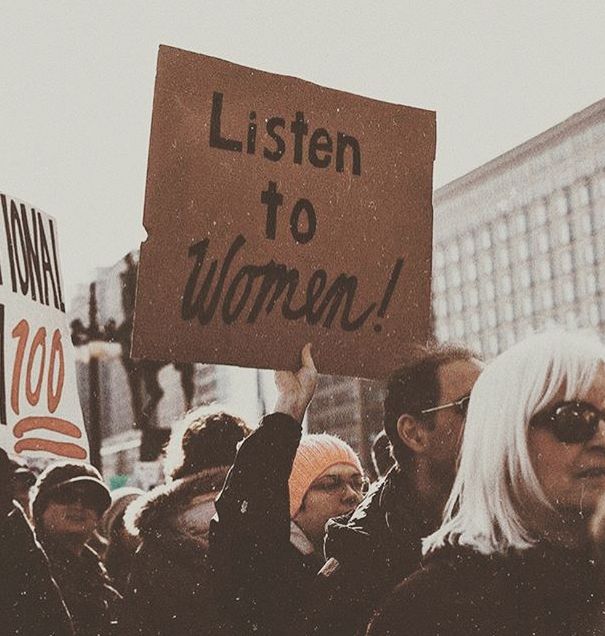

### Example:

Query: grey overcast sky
xmin=2 ymin=1 xmax=604 ymax=304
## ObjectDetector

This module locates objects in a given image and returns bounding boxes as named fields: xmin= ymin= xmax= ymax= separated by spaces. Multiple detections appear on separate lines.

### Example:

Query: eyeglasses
xmin=49 ymin=486 xmax=102 ymax=511
xmin=309 ymin=474 xmax=369 ymax=496
xmin=530 ymin=400 xmax=605 ymax=444
xmin=420 ymin=394 xmax=471 ymax=417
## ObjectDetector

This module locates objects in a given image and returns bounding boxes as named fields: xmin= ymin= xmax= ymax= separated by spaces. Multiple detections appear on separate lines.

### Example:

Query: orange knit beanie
xmin=288 ymin=434 xmax=363 ymax=518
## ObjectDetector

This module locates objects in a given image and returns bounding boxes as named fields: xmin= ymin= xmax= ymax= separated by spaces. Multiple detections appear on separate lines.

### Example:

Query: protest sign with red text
xmin=0 ymin=192 xmax=89 ymax=460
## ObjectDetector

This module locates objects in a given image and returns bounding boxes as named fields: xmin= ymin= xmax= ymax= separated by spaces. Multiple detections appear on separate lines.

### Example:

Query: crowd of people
xmin=3 ymin=329 xmax=605 ymax=635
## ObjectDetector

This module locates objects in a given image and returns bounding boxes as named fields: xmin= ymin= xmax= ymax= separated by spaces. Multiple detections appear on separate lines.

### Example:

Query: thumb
xmin=301 ymin=342 xmax=317 ymax=373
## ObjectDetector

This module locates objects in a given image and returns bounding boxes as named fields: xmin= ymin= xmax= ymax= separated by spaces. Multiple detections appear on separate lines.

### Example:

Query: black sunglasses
xmin=420 ymin=394 xmax=471 ymax=418
xmin=50 ymin=485 xmax=102 ymax=511
xmin=530 ymin=400 xmax=605 ymax=444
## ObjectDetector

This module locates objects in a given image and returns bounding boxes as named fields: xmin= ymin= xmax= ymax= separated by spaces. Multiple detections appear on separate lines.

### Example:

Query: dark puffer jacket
xmin=367 ymin=543 xmax=605 ymax=636
xmin=209 ymin=413 xmax=325 ymax=636
xmin=122 ymin=467 xmax=231 ymax=635
xmin=316 ymin=467 xmax=437 ymax=635
xmin=40 ymin=535 xmax=121 ymax=636
xmin=1 ymin=504 xmax=75 ymax=636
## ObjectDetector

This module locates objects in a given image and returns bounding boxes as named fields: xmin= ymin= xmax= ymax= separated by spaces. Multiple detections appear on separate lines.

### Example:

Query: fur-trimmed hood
xmin=125 ymin=466 xmax=229 ymax=558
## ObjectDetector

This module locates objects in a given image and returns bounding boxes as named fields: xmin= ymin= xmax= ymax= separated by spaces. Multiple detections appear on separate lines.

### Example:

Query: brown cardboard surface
xmin=132 ymin=45 xmax=436 ymax=379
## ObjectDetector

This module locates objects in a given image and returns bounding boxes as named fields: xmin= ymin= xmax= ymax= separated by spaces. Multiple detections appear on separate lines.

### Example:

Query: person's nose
xmin=341 ymin=483 xmax=362 ymax=506
xmin=588 ymin=418 xmax=605 ymax=451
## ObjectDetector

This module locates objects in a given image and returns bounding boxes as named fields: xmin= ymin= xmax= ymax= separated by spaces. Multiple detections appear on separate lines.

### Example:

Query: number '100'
xmin=11 ymin=319 xmax=65 ymax=415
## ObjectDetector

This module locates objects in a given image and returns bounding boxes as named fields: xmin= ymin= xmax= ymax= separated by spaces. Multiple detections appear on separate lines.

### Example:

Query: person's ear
xmin=396 ymin=414 xmax=430 ymax=454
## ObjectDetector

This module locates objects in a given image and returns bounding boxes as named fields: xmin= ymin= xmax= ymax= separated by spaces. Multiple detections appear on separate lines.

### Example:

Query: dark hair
xmin=384 ymin=343 xmax=477 ymax=467
xmin=31 ymin=461 xmax=111 ymax=528
xmin=371 ymin=430 xmax=395 ymax=478
xmin=166 ymin=408 xmax=252 ymax=480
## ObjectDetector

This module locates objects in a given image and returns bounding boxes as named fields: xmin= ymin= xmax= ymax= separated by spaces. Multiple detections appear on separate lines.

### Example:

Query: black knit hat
xmin=31 ymin=461 xmax=111 ymax=526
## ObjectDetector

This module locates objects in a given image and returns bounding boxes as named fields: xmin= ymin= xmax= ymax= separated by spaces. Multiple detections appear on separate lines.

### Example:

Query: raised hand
xmin=274 ymin=343 xmax=318 ymax=423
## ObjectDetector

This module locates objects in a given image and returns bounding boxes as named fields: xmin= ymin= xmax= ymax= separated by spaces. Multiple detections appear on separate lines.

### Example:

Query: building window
xmin=452 ymin=294 xmax=463 ymax=313
xmin=466 ymin=287 xmax=479 ymax=307
xmin=462 ymin=235 xmax=475 ymax=256
xmin=579 ymin=212 xmax=592 ymax=236
xmin=516 ymin=240 xmax=529 ymax=261
xmin=465 ymin=261 xmax=478 ymax=282
xmin=497 ymin=247 xmax=510 ymax=268
xmin=448 ymin=243 xmax=461 ymax=263
xmin=558 ymin=223 xmax=571 ymax=245
xmin=522 ymin=295 xmax=533 ymax=317
xmin=513 ymin=213 xmax=527 ymax=234
xmin=502 ymin=327 xmax=515 ymax=348
xmin=486 ymin=307 xmax=497 ymax=328
xmin=436 ymin=323 xmax=450 ymax=341
xmin=542 ymin=288 xmax=554 ymax=310
xmin=553 ymin=194 xmax=568 ymax=216
xmin=480 ymin=253 xmax=493 ymax=275
xmin=470 ymin=314 xmax=480 ymax=333
xmin=484 ymin=281 xmax=496 ymax=302
xmin=480 ymin=229 xmax=492 ymax=249
xmin=454 ymin=317 xmax=465 ymax=338
xmin=562 ymin=280 xmax=576 ymax=304
xmin=575 ymin=183 xmax=590 ymax=206
xmin=520 ymin=268 xmax=532 ymax=288
xmin=539 ymin=261 xmax=552 ymax=282
xmin=500 ymin=274 xmax=512 ymax=294
xmin=448 ymin=267 xmax=462 ymax=287
xmin=583 ymin=243 xmax=596 ymax=265
xmin=501 ymin=301 xmax=514 ymax=322
xmin=532 ymin=202 xmax=547 ymax=226
xmin=537 ymin=230 xmax=549 ymax=254
xmin=589 ymin=304 xmax=600 ymax=327
xmin=434 ymin=298 xmax=448 ymax=318
xmin=496 ymin=220 xmax=509 ymax=242
xmin=585 ymin=271 xmax=597 ymax=294
xmin=560 ymin=250 xmax=573 ymax=274
xmin=488 ymin=334 xmax=499 ymax=356
xmin=565 ymin=311 xmax=577 ymax=329
xmin=435 ymin=273 xmax=446 ymax=293
xmin=434 ymin=249 xmax=445 ymax=270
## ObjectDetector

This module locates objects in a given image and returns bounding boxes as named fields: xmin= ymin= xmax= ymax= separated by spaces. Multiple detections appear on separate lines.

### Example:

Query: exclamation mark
xmin=373 ymin=258 xmax=404 ymax=333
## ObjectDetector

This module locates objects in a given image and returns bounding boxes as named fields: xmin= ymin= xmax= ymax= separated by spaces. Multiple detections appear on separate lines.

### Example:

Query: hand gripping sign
xmin=133 ymin=46 xmax=436 ymax=379
xmin=0 ymin=193 xmax=89 ymax=460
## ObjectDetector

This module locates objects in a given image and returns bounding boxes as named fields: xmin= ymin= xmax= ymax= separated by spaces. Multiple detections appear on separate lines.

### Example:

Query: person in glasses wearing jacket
xmin=368 ymin=329 xmax=605 ymax=636
xmin=315 ymin=343 xmax=482 ymax=635
xmin=209 ymin=344 xmax=366 ymax=635
xmin=31 ymin=462 xmax=121 ymax=636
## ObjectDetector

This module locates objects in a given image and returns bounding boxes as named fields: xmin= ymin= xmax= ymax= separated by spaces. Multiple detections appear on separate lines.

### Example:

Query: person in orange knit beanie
xmin=210 ymin=344 xmax=367 ymax=635
xmin=289 ymin=434 xmax=365 ymax=553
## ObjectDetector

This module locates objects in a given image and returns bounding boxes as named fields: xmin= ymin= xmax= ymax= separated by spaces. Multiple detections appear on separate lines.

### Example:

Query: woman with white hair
xmin=368 ymin=330 xmax=605 ymax=636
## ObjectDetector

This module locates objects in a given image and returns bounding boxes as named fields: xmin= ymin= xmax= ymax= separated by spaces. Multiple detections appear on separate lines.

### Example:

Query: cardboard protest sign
xmin=133 ymin=45 xmax=436 ymax=379
xmin=0 ymin=192 xmax=89 ymax=460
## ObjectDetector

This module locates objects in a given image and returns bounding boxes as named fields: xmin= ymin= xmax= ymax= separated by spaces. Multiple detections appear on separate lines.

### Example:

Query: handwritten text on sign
xmin=0 ymin=193 xmax=88 ymax=460
xmin=133 ymin=47 xmax=436 ymax=379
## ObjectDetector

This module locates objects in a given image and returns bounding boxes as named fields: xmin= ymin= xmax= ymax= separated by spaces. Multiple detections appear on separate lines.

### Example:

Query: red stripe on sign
xmin=14 ymin=438 xmax=87 ymax=460
xmin=13 ymin=416 xmax=82 ymax=439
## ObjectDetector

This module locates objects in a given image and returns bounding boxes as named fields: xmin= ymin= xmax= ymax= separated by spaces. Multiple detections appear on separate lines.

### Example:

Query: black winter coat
xmin=40 ymin=535 xmax=121 ymax=636
xmin=209 ymin=413 xmax=325 ymax=636
xmin=367 ymin=543 xmax=605 ymax=636
xmin=122 ymin=467 xmax=231 ymax=635
xmin=1 ymin=504 xmax=74 ymax=636
xmin=316 ymin=467 xmax=436 ymax=635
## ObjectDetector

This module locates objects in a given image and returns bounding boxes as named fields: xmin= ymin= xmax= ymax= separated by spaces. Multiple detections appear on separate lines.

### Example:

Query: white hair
xmin=423 ymin=328 xmax=605 ymax=556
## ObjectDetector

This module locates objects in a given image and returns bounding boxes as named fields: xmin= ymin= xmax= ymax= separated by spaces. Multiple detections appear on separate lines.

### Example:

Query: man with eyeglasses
xmin=313 ymin=343 xmax=483 ymax=635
